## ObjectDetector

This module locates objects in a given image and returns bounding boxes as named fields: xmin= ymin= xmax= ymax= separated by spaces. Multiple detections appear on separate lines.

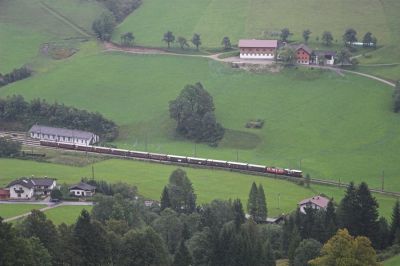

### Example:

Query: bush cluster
xmin=0 ymin=66 xmax=31 ymax=87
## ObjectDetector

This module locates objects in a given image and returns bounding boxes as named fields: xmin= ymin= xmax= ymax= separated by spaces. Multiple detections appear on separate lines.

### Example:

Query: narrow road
xmin=2 ymin=201 xmax=94 ymax=222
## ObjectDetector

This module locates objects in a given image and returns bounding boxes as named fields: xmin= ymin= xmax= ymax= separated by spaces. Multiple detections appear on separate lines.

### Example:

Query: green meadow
xmin=1 ymin=52 xmax=399 ymax=191
xmin=0 ymin=158 xmax=397 ymax=218
xmin=0 ymin=204 xmax=46 ymax=219
xmin=384 ymin=254 xmax=400 ymax=266
xmin=44 ymin=205 xmax=93 ymax=225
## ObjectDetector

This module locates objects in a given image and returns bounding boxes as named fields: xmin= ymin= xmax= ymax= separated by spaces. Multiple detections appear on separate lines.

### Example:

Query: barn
xmin=29 ymin=125 xmax=99 ymax=145
xmin=238 ymin=39 xmax=278 ymax=59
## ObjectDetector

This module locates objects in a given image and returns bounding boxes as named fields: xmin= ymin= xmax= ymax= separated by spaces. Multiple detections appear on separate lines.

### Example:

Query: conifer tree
xmin=324 ymin=200 xmax=337 ymax=240
xmin=232 ymin=198 xmax=246 ymax=229
xmin=337 ymin=182 xmax=359 ymax=235
xmin=174 ymin=240 xmax=192 ymax=266
xmin=263 ymin=241 xmax=276 ymax=266
xmin=257 ymin=184 xmax=267 ymax=222
xmin=288 ymin=227 xmax=301 ymax=266
xmin=281 ymin=215 xmax=295 ymax=256
xmin=356 ymin=182 xmax=379 ymax=244
xmin=377 ymin=217 xmax=391 ymax=250
xmin=160 ymin=186 xmax=171 ymax=211
xmin=390 ymin=200 xmax=400 ymax=244
xmin=247 ymin=182 xmax=258 ymax=220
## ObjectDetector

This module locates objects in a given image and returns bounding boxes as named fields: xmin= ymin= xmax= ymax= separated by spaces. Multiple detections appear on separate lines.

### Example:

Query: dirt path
xmin=3 ymin=204 xmax=60 ymax=223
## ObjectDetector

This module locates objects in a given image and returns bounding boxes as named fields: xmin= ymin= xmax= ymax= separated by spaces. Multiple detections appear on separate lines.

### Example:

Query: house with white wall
xmin=69 ymin=182 xmax=96 ymax=197
xmin=6 ymin=177 xmax=57 ymax=199
xmin=29 ymin=125 xmax=99 ymax=145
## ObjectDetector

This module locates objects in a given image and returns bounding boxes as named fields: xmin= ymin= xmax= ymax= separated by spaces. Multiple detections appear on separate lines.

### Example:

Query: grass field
xmin=384 ymin=254 xmax=400 ymax=266
xmin=0 ymin=0 xmax=103 ymax=73
xmin=0 ymin=158 xmax=397 ymax=218
xmin=44 ymin=205 xmax=93 ymax=225
xmin=2 ymin=52 xmax=399 ymax=191
xmin=0 ymin=204 xmax=46 ymax=219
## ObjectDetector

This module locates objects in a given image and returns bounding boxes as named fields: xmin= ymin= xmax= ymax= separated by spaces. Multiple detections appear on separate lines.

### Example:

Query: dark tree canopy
xmin=120 ymin=32 xmax=135 ymax=46
xmin=92 ymin=11 xmax=116 ymax=41
xmin=0 ymin=66 xmax=31 ymax=87
xmin=280 ymin=28 xmax=291 ymax=42
xmin=191 ymin=33 xmax=202 ymax=50
xmin=293 ymin=238 xmax=322 ymax=266
xmin=169 ymin=82 xmax=224 ymax=145
xmin=393 ymin=82 xmax=400 ymax=113
xmin=99 ymin=0 xmax=142 ymax=22
xmin=302 ymin=29 xmax=311 ymax=43
xmin=221 ymin=36 xmax=232 ymax=50
xmin=343 ymin=28 xmax=358 ymax=45
xmin=177 ymin=36 xmax=189 ymax=49
xmin=163 ymin=31 xmax=175 ymax=48
xmin=164 ymin=169 xmax=197 ymax=213
xmin=0 ymin=136 xmax=21 ymax=157
xmin=322 ymin=31 xmax=333 ymax=46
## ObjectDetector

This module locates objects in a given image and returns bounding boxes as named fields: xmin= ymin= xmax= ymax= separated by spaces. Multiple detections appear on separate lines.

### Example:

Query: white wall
xmin=70 ymin=189 xmax=94 ymax=197
xmin=9 ymin=185 xmax=34 ymax=199
xmin=240 ymin=53 xmax=275 ymax=59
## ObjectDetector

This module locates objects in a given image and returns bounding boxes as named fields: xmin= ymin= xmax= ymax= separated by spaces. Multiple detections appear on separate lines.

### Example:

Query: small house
xmin=69 ymin=182 xmax=96 ymax=197
xmin=293 ymin=44 xmax=313 ymax=64
xmin=29 ymin=125 xmax=99 ymax=145
xmin=298 ymin=195 xmax=330 ymax=214
xmin=313 ymin=50 xmax=336 ymax=65
xmin=7 ymin=177 xmax=57 ymax=199
xmin=238 ymin=39 xmax=278 ymax=59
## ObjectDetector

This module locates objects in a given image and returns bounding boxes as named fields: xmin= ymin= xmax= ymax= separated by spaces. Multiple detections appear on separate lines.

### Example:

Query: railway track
xmin=2 ymin=130 xmax=400 ymax=197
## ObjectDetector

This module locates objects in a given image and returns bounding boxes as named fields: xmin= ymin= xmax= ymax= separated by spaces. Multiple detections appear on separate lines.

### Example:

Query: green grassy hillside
xmin=0 ymin=204 xmax=46 ymax=219
xmin=0 ymin=0 xmax=104 ymax=73
xmin=44 ymin=205 xmax=93 ymax=225
xmin=1 ymin=52 xmax=399 ymax=191
xmin=0 ymin=158 xmax=397 ymax=218
xmin=384 ymin=254 xmax=400 ymax=266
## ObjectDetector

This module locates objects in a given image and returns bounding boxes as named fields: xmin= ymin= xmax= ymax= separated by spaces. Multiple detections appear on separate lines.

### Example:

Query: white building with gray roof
xmin=7 ymin=177 xmax=57 ymax=199
xmin=29 ymin=125 xmax=99 ymax=145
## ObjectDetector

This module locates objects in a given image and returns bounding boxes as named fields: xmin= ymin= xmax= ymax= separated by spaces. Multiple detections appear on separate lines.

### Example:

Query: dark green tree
xmin=322 ymin=31 xmax=333 ymax=46
xmin=288 ymin=227 xmax=301 ymax=266
xmin=0 ymin=136 xmax=21 ymax=157
xmin=262 ymin=241 xmax=276 ymax=266
xmin=120 ymin=227 xmax=169 ymax=266
xmin=356 ymin=182 xmax=379 ymax=244
xmin=177 ymin=36 xmax=189 ymax=49
xmin=174 ymin=240 xmax=192 ymax=266
xmin=376 ymin=217 xmax=391 ymax=250
xmin=390 ymin=199 xmax=400 ymax=244
xmin=302 ymin=29 xmax=311 ymax=43
xmin=337 ymin=182 xmax=359 ymax=235
xmin=187 ymin=228 xmax=213 ymax=266
xmin=19 ymin=210 xmax=59 ymax=261
xmin=160 ymin=186 xmax=171 ymax=211
xmin=393 ymin=81 xmax=400 ymax=113
xmin=163 ymin=31 xmax=175 ymax=48
xmin=247 ymin=182 xmax=258 ymax=220
xmin=221 ymin=36 xmax=232 ymax=50
xmin=73 ymin=209 xmax=109 ymax=265
xmin=191 ymin=33 xmax=202 ymax=50
xmin=293 ymin=238 xmax=322 ymax=266
xmin=50 ymin=188 xmax=63 ymax=200
xmin=336 ymin=48 xmax=352 ymax=66
xmin=166 ymin=169 xmax=197 ymax=213
xmin=120 ymin=32 xmax=135 ymax=46
xmin=169 ymin=82 xmax=224 ymax=144
xmin=92 ymin=11 xmax=116 ymax=41
xmin=279 ymin=47 xmax=296 ymax=65
xmin=257 ymin=184 xmax=267 ymax=222
xmin=343 ymin=28 xmax=358 ymax=45
xmin=324 ymin=200 xmax=337 ymax=240
xmin=232 ymin=198 xmax=246 ymax=229
xmin=362 ymin=32 xmax=376 ymax=47
xmin=152 ymin=208 xmax=183 ymax=254
xmin=280 ymin=28 xmax=291 ymax=42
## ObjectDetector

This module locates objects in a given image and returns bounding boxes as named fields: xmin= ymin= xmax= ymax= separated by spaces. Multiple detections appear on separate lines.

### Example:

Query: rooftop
xmin=69 ymin=182 xmax=96 ymax=191
xmin=29 ymin=125 xmax=97 ymax=140
xmin=299 ymin=195 xmax=330 ymax=208
xmin=7 ymin=177 xmax=56 ymax=189
xmin=239 ymin=39 xmax=278 ymax=48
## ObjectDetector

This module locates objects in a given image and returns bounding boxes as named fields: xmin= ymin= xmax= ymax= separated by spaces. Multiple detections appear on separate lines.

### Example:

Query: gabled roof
xmin=292 ymin=44 xmax=313 ymax=55
xmin=69 ymin=182 xmax=96 ymax=191
xmin=7 ymin=177 xmax=56 ymax=189
xmin=7 ymin=179 xmax=35 ymax=189
xmin=299 ymin=196 xmax=330 ymax=209
xmin=314 ymin=50 xmax=337 ymax=57
xmin=239 ymin=39 xmax=278 ymax=48
xmin=29 ymin=125 xmax=96 ymax=140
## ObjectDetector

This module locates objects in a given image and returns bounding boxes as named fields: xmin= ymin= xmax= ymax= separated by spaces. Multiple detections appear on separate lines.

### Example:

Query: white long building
xmin=29 ymin=125 xmax=99 ymax=145
xmin=238 ymin=39 xmax=278 ymax=59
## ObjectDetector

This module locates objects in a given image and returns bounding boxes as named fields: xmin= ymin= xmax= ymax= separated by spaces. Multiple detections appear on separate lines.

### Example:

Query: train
xmin=40 ymin=140 xmax=303 ymax=178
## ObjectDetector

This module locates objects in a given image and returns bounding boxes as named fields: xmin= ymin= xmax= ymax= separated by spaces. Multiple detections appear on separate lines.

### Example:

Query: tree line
xmin=0 ymin=66 xmax=31 ymax=87
xmin=0 ymin=95 xmax=118 ymax=141
xmin=2 ymin=168 xmax=396 ymax=265
xmin=97 ymin=0 xmax=141 ymax=23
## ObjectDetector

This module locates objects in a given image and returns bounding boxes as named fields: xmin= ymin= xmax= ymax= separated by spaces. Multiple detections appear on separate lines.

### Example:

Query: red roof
xmin=299 ymin=196 xmax=329 ymax=209
xmin=239 ymin=39 xmax=278 ymax=48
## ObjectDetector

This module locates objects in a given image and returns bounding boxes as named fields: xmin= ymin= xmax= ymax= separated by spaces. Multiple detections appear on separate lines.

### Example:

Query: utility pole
xmin=194 ymin=143 xmax=197 ymax=157
xmin=382 ymin=170 xmax=385 ymax=191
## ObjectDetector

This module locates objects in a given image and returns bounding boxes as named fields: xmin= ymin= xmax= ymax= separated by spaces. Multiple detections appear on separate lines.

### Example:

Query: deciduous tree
xmin=393 ymin=82 xmax=400 ymax=113
xmin=92 ymin=11 xmax=116 ymax=41
xmin=322 ymin=31 xmax=333 ymax=46
xmin=302 ymin=30 xmax=311 ymax=43
xmin=221 ymin=36 xmax=232 ymax=50
xmin=163 ymin=31 xmax=175 ymax=48
xmin=191 ymin=33 xmax=202 ymax=50
xmin=293 ymin=239 xmax=322 ymax=266
xmin=343 ymin=28 xmax=358 ymax=45
xmin=177 ymin=36 xmax=189 ymax=49
xmin=281 ymin=28 xmax=291 ymax=42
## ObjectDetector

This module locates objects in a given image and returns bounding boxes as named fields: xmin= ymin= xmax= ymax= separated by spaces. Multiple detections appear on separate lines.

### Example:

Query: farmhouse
xmin=69 ymin=182 xmax=96 ymax=197
xmin=313 ymin=50 xmax=336 ymax=65
xmin=298 ymin=195 xmax=330 ymax=214
xmin=6 ymin=177 xmax=57 ymax=199
xmin=29 ymin=124 xmax=99 ymax=145
xmin=293 ymin=44 xmax=313 ymax=64
xmin=238 ymin=39 xmax=278 ymax=59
